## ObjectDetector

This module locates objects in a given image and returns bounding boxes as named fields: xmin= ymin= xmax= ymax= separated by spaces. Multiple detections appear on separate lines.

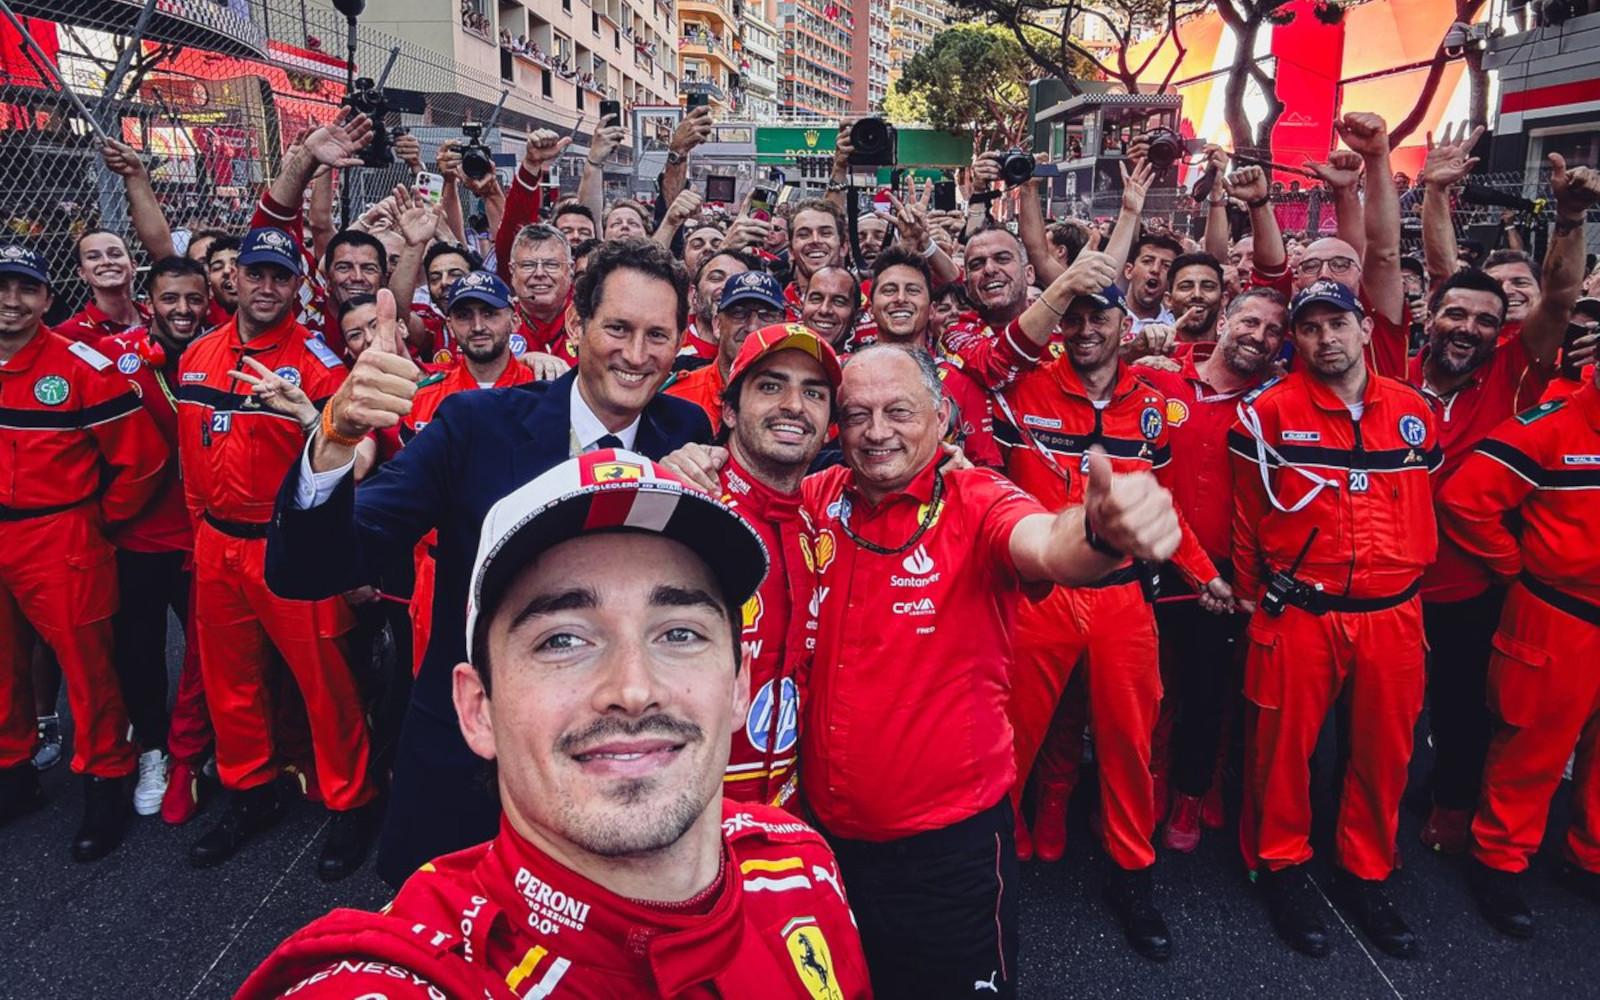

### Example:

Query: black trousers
xmin=1156 ymin=569 xmax=1244 ymax=797
xmin=826 ymin=799 xmax=1018 ymax=1000
xmin=111 ymin=548 xmax=189 ymax=751
xmin=1423 ymin=587 xmax=1505 ymax=811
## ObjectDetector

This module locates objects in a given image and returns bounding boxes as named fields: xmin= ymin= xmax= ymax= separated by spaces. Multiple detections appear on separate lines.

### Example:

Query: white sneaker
xmin=133 ymin=749 xmax=168 ymax=816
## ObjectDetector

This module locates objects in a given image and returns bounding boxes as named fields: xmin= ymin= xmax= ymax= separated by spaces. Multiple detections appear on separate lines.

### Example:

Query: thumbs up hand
xmin=1082 ymin=447 xmax=1180 ymax=563
xmin=324 ymin=289 xmax=421 ymax=440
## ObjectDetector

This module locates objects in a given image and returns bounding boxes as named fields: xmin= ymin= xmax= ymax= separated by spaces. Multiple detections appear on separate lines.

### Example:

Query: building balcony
xmin=678 ymin=0 xmax=737 ymax=31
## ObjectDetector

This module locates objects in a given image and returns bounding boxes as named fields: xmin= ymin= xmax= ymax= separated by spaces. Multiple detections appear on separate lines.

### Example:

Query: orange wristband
xmin=319 ymin=405 xmax=365 ymax=448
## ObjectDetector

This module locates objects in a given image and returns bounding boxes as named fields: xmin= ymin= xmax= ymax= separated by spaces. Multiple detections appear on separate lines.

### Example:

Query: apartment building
xmin=348 ymin=0 xmax=679 ymax=133
xmin=740 ymin=0 xmax=782 ymax=121
xmin=848 ymin=0 xmax=891 ymax=111
xmin=778 ymin=0 xmax=855 ymax=117
xmin=886 ymin=0 xmax=950 ymax=93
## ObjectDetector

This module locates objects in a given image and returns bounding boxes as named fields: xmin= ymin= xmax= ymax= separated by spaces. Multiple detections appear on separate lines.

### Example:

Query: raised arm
xmin=494 ymin=129 xmax=567 ymax=283
xmin=1305 ymin=148 xmax=1367 ymax=258
xmin=386 ymin=187 xmax=446 ymax=352
xmin=1521 ymin=154 xmax=1600 ymax=367
xmin=269 ymin=110 xmax=373 ymax=227
xmin=1339 ymin=113 xmax=1404 ymax=325
xmin=1226 ymin=166 xmax=1287 ymax=279
xmin=578 ymin=115 xmax=626 ymax=224
xmin=660 ymin=106 xmax=712 ymax=208
xmin=1015 ymin=160 xmax=1065 ymax=286
xmin=1418 ymin=124 xmax=1482 ymax=287
xmin=99 ymin=139 xmax=175 ymax=260
xmin=1103 ymin=159 xmax=1155 ymax=274
xmin=1009 ymin=450 xmax=1181 ymax=584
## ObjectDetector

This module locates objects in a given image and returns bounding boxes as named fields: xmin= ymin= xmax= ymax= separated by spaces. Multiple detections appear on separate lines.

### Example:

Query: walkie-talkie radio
xmin=1261 ymin=528 xmax=1319 ymax=617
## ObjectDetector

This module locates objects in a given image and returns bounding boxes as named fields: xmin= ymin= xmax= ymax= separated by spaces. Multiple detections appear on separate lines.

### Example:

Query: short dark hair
xmin=571 ymin=237 xmax=601 ymax=265
xmin=1428 ymin=267 xmax=1509 ymax=321
xmin=1132 ymin=232 xmax=1184 ymax=261
xmin=694 ymin=248 xmax=763 ymax=285
xmin=205 ymin=235 xmax=240 ymax=263
xmin=1224 ymin=286 xmax=1287 ymax=319
xmin=1167 ymin=251 xmax=1224 ymax=290
xmin=1047 ymin=220 xmax=1089 ymax=263
xmin=871 ymin=245 xmax=931 ymax=287
xmin=1482 ymin=249 xmax=1539 ymax=287
xmin=146 ymin=255 xmax=207 ymax=293
xmin=187 ymin=228 xmax=229 ymax=254
xmin=789 ymin=198 xmax=846 ymax=233
xmin=323 ymin=230 xmax=388 ymax=276
xmin=604 ymin=199 xmax=651 ymax=229
xmin=553 ymin=201 xmax=596 ymax=226
xmin=337 ymin=292 xmax=379 ymax=325
xmin=74 ymin=227 xmax=126 ymax=264
xmin=934 ymin=282 xmax=970 ymax=308
xmin=423 ymin=241 xmax=482 ymax=273
xmin=573 ymin=238 xmax=689 ymax=331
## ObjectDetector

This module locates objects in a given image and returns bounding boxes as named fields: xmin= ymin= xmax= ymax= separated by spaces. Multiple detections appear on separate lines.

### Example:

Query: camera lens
xmin=1000 ymin=151 xmax=1035 ymax=186
xmin=850 ymin=117 xmax=889 ymax=158
xmin=1145 ymin=127 xmax=1182 ymax=167
xmin=462 ymin=149 xmax=493 ymax=180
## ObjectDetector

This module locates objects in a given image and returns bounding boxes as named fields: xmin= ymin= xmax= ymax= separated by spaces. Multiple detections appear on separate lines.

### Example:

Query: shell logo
xmin=800 ymin=530 xmax=836 ymax=573
xmin=742 ymin=592 xmax=763 ymax=632
xmin=1165 ymin=398 xmax=1190 ymax=427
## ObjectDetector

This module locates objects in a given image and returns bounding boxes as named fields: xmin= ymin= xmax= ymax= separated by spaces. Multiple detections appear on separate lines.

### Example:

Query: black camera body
xmin=1000 ymin=149 xmax=1035 ymax=185
xmin=344 ymin=77 xmax=395 ymax=168
xmin=848 ymin=117 xmax=897 ymax=167
xmin=459 ymin=121 xmax=496 ymax=181
xmin=1144 ymin=126 xmax=1188 ymax=167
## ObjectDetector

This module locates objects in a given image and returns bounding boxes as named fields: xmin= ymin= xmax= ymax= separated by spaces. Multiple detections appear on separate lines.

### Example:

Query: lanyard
xmin=1233 ymin=398 xmax=1340 ymax=513
xmin=838 ymin=471 xmax=946 ymax=556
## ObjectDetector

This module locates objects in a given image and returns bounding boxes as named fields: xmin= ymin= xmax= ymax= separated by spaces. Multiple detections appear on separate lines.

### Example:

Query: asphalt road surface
xmin=2 ymin=625 xmax=1597 ymax=999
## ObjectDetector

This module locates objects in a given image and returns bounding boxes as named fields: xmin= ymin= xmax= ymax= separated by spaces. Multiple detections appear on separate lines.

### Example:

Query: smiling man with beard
xmin=1136 ymin=289 xmax=1288 ymax=853
xmin=680 ymin=249 xmax=760 ymax=366
xmin=97 ymin=257 xmax=218 ymax=826
xmin=667 ymin=272 xmax=788 ymax=432
xmin=241 ymin=451 xmax=870 ymax=999
xmin=1164 ymin=252 xmax=1226 ymax=350
xmin=268 ymin=239 xmax=712 ymax=885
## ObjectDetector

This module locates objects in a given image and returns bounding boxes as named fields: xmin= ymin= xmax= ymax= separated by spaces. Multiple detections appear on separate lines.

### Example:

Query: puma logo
xmin=974 ymin=970 xmax=1000 ymax=992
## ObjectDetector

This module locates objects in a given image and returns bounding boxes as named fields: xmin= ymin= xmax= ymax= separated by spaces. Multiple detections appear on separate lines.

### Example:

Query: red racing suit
xmin=717 ymin=456 xmax=817 ymax=809
xmin=936 ymin=313 xmax=1052 ymax=469
xmin=1229 ymin=370 xmax=1441 ymax=879
xmin=0 ymin=330 xmax=165 ymax=776
xmin=236 ymin=802 xmax=870 ymax=999
xmin=995 ymin=358 xmax=1218 ymax=870
xmin=1437 ymin=382 xmax=1600 ymax=876
xmin=176 ymin=314 xmax=374 ymax=810
xmin=398 ymin=358 xmax=536 ymax=676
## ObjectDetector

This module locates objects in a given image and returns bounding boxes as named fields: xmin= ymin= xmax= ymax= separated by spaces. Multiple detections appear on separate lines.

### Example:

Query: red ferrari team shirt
xmin=514 ymin=298 xmax=574 ymax=365
xmin=55 ymin=300 xmax=148 ymax=344
xmin=236 ymin=803 xmax=870 ymax=1000
xmin=94 ymin=328 xmax=193 ymax=553
xmin=718 ymin=456 xmax=818 ymax=808
xmin=1438 ymin=381 xmax=1600 ymax=606
xmin=0 ymin=330 xmax=166 ymax=524
xmin=679 ymin=320 xmax=717 ymax=361
xmin=1249 ymin=266 xmax=1407 ymax=379
xmin=176 ymin=314 xmax=347 ymax=525
xmin=800 ymin=458 xmax=1046 ymax=841
xmin=1138 ymin=355 xmax=1268 ymax=564
xmin=1406 ymin=335 xmax=1549 ymax=603
xmin=664 ymin=363 xmax=727 ymax=433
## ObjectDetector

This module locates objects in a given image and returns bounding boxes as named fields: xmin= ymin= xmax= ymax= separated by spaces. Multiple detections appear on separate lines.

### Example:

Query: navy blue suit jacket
xmin=265 ymin=371 xmax=711 ymax=881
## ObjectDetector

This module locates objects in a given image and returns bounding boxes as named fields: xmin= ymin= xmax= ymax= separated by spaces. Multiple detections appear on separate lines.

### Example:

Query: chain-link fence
xmin=0 ymin=0 xmax=637 ymax=320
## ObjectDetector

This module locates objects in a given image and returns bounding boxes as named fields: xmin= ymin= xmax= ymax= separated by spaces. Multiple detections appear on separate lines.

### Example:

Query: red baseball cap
xmin=726 ymin=322 xmax=844 ymax=390
xmin=465 ymin=449 xmax=769 ymax=655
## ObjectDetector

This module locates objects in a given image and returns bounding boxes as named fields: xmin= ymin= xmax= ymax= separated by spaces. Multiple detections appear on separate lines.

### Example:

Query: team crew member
xmin=398 ymin=272 xmax=534 ymax=675
xmin=995 ymin=271 xmax=1225 ymax=962
xmin=240 ymin=453 xmax=871 ymax=999
xmin=203 ymin=235 xmax=240 ymax=328
xmin=56 ymin=229 xmax=149 ymax=342
xmin=97 ymin=256 xmax=216 ymax=825
xmin=1229 ymin=280 xmax=1442 ymax=960
xmin=1438 ymin=372 xmax=1600 ymax=938
xmin=1163 ymin=251 xmax=1226 ymax=350
xmin=660 ymin=343 xmax=1181 ymax=997
xmin=317 ymin=230 xmax=388 ymax=358
xmin=798 ymin=265 xmax=863 ymax=350
xmin=175 ymin=228 xmax=379 ymax=879
xmin=0 ymin=245 xmax=166 ymax=860
xmin=1409 ymin=161 xmax=1598 ymax=851
xmin=505 ymin=223 xmax=577 ymax=365
xmin=267 ymin=240 xmax=712 ymax=886
xmin=679 ymin=249 xmax=759 ymax=368
xmin=781 ymin=200 xmax=849 ymax=315
xmin=405 ymin=241 xmax=482 ymax=367
xmin=666 ymin=272 xmax=787 ymax=431
xmin=1137 ymin=289 xmax=1289 ymax=851
xmin=702 ymin=325 xmax=840 ymax=805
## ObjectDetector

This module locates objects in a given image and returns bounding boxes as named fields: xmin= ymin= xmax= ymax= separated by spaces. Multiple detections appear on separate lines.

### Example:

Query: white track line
xmin=1308 ymin=872 xmax=1406 ymax=1000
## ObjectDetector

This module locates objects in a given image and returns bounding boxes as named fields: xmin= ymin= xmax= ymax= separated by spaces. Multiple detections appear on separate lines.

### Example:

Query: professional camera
xmin=848 ymin=117 xmax=897 ymax=167
xmin=344 ymin=77 xmax=395 ymax=168
xmin=1143 ymin=126 xmax=1190 ymax=168
xmin=1000 ymin=149 xmax=1036 ymax=185
xmin=458 ymin=121 xmax=496 ymax=181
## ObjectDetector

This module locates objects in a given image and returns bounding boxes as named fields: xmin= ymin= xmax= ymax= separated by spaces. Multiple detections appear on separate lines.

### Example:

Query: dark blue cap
xmin=0 ymin=244 xmax=50 ymax=286
xmin=718 ymin=270 xmax=786 ymax=313
xmin=445 ymin=270 xmax=513 ymax=312
xmin=237 ymin=227 xmax=303 ymax=276
xmin=1290 ymin=279 xmax=1363 ymax=323
xmin=1080 ymin=283 xmax=1126 ymax=312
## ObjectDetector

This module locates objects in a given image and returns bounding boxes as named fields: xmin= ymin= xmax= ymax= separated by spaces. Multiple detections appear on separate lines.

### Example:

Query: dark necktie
xmin=593 ymin=434 xmax=624 ymax=452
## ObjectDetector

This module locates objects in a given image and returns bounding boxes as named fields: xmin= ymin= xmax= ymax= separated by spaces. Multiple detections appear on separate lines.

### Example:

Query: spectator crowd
xmin=1 ymin=99 xmax=1599 ymax=999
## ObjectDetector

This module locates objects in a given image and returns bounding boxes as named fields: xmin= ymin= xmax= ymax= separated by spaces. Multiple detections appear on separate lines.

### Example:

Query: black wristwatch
xmin=666 ymin=149 xmax=685 ymax=166
xmin=1084 ymin=512 xmax=1124 ymax=559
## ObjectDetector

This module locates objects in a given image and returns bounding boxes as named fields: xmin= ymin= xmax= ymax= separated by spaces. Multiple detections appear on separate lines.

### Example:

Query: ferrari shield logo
xmin=783 ymin=917 xmax=844 ymax=1000
xmin=591 ymin=461 xmax=643 ymax=482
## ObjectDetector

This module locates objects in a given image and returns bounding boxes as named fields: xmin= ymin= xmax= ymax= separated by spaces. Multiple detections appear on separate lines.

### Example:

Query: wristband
xmin=1084 ymin=511 xmax=1124 ymax=559
xmin=1246 ymin=196 xmax=1270 ymax=209
xmin=320 ymin=405 xmax=365 ymax=448
xmin=826 ymin=182 xmax=847 ymax=193
xmin=1038 ymin=296 xmax=1065 ymax=318
xmin=920 ymin=239 xmax=940 ymax=258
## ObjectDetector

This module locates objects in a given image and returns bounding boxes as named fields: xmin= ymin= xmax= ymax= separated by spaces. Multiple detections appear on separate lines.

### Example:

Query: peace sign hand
xmin=228 ymin=355 xmax=318 ymax=428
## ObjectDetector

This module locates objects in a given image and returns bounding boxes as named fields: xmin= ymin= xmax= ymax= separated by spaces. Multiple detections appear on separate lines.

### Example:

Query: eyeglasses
xmin=724 ymin=305 xmax=785 ymax=324
xmin=510 ymin=259 xmax=566 ymax=275
xmin=1295 ymin=256 xmax=1360 ymax=277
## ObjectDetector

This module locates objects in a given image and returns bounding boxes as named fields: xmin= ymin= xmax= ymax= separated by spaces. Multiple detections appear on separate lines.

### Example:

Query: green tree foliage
xmin=886 ymin=23 xmax=1048 ymax=149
